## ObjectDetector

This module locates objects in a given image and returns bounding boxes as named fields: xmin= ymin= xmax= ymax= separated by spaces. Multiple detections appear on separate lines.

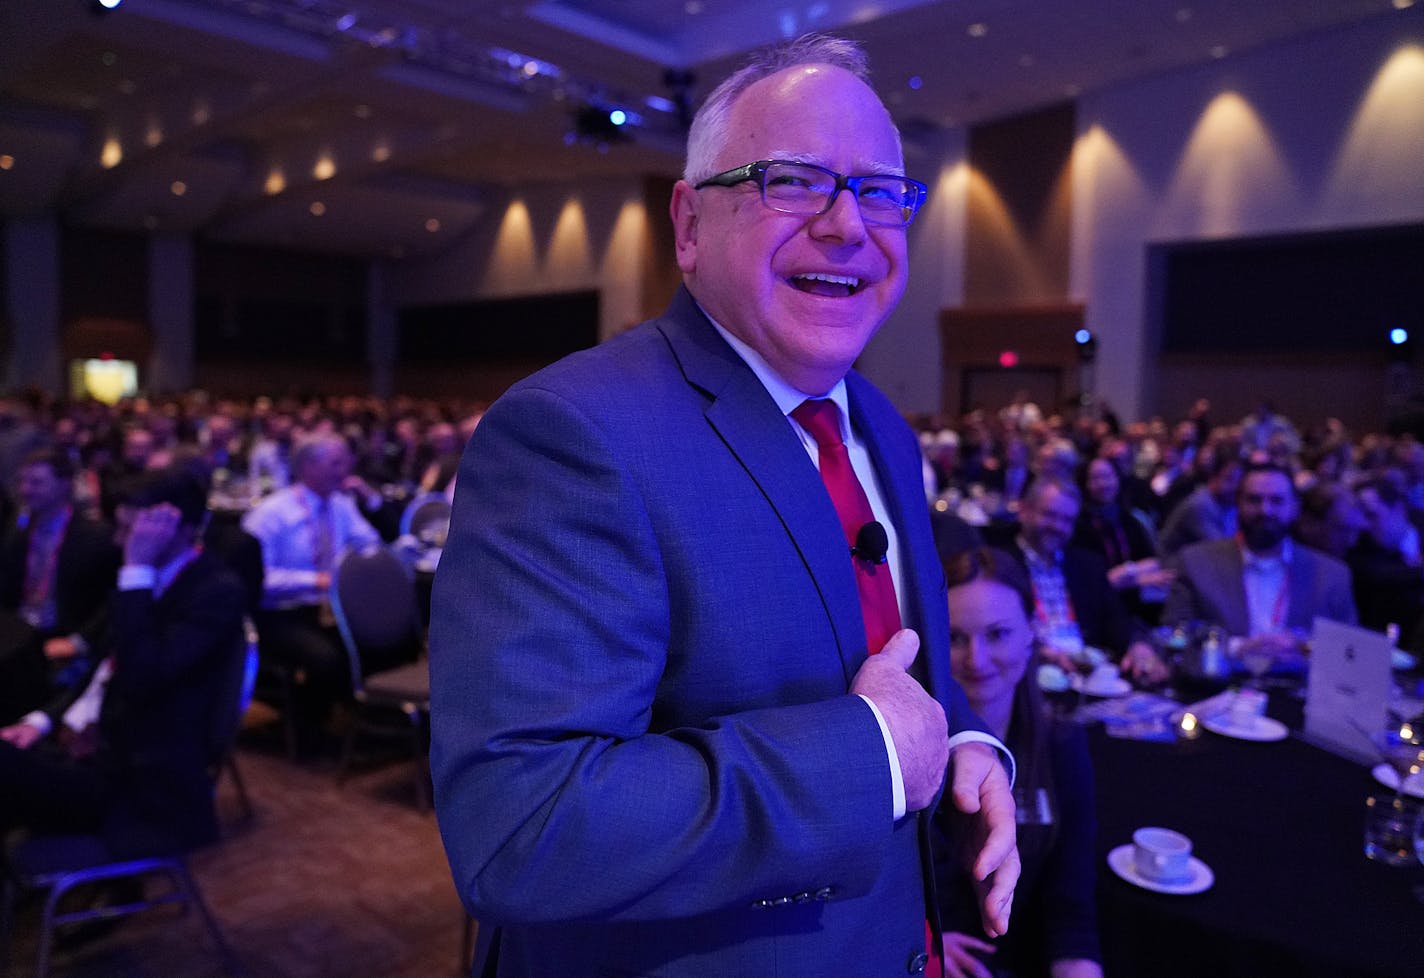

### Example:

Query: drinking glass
xmin=1239 ymin=643 xmax=1275 ymax=690
xmin=1365 ymin=722 xmax=1424 ymax=866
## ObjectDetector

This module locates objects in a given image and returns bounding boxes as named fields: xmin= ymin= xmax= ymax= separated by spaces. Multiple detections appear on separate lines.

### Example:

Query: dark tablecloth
xmin=1090 ymin=696 xmax=1424 ymax=978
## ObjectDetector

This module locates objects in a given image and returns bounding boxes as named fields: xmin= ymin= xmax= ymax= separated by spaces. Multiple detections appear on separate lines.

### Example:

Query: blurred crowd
xmin=915 ymin=393 xmax=1424 ymax=651
xmin=0 ymin=387 xmax=485 ymax=534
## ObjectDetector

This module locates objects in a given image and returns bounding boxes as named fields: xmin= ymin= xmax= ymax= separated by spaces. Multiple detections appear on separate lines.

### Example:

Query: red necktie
xmin=792 ymin=399 xmax=902 ymax=653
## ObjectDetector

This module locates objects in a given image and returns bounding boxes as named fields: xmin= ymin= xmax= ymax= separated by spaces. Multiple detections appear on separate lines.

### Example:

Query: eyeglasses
xmin=694 ymin=159 xmax=928 ymax=227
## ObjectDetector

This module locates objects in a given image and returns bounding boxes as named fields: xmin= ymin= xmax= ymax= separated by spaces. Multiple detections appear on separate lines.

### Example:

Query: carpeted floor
xmin=4 ymin=710 xmax=473 ymax=978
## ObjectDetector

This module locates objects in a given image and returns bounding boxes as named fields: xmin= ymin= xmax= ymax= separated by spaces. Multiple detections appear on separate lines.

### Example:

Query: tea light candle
xmin=1176 ymin=711 xmax=1202 ymax=740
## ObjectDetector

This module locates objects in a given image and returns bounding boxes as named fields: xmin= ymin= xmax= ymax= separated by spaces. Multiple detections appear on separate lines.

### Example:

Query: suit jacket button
xmin=907 ymin=950 xmax=929 ymax=973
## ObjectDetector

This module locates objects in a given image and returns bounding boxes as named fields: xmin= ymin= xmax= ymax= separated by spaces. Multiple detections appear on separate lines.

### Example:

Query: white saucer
xmin=1072 ymin=675 xmax=1133 ymax=697
xmin=1107 ymin=844 xmax=1214 ymax=895
xmin=1372 ymin=763 xmax=1424 ymax=799
xmin=1202 ymin=713 xmax=1288 ymax=742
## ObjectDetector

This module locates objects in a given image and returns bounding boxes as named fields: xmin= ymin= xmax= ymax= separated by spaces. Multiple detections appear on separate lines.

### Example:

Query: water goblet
xmin=1239 ymin=641 xmax=1275 ymax=691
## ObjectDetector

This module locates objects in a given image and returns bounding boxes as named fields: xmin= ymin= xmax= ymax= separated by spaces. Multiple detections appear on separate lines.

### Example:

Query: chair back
xmin=329 ymin=544 xmax=423 ymax=693
xmin=206 ymin=616 xmax=257 ymax=770
xmin=400 ymin=492 xmax=452 ymax=545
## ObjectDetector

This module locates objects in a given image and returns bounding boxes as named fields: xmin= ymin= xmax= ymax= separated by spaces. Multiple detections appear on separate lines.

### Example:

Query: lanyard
xmin=22 ymin=505 xmax=72 ymax=610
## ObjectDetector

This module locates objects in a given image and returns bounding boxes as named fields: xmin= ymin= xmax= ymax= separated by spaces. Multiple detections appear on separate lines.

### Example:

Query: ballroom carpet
xmin=4 ymin=710 xmax=472 ymax=978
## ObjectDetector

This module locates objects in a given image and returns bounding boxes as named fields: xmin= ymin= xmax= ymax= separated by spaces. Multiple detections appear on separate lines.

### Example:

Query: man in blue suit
xmin=431 ymin=34 xmax=1019 ymax=977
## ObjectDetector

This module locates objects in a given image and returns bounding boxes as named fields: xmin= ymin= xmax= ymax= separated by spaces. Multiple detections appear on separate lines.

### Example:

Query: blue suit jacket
xmin=430 ymin=289 xmax=984 ymax=977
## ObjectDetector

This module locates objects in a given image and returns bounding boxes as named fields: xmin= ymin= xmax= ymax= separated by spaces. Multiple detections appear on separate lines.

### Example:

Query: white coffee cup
xmin=1228 ymin=688 xmax=1267 ymax=727
xmin=1132 ymin=827 xmax=1193 ymax=883
xmin=1084 ymin=662 xmax=1121 ymax=694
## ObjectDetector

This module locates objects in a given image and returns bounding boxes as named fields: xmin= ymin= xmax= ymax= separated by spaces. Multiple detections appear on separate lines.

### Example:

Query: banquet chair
xmin=0 ymin=621 xmax=251 ymax=978
xmin=212 ymin=616 xmax=261 ymax=824
xmin=329 ymin=543 xmax=432 ymax=811
xmin=399 ymin=492 xmax=452 ymax=546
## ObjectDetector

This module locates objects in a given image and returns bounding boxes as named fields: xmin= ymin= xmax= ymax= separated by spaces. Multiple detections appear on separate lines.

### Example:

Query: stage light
xmin=999 ymin=350 xmax=1019 ymax=368
xmin=89 ymin=0 xmax=123 ymax=13
xmin=1391 ymin=328 xmax=1409 ymax=345
xmin=1075 ymin=328 xmax=1098 ymax=363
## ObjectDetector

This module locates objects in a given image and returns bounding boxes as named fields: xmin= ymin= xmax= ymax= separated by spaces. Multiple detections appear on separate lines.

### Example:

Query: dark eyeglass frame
xmin=694 ymin=159 xmax=928 ymax=227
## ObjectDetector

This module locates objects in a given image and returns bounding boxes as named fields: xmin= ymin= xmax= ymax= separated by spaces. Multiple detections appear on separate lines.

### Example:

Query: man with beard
xmin=1163 ymin=464 xmax=1356 ymax=660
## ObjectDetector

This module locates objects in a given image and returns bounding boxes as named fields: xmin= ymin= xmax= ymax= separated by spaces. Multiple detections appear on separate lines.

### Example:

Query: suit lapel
xmin=1219 ymin=542 xmax=1251 ymax=635
xmin=658 ymin=292 xmax=867 ymax=684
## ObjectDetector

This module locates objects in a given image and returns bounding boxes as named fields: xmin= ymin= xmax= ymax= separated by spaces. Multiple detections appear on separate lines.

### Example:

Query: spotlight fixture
xmin=1075 ymin=328 xmax=1098 ymax=363
xmin=572 ymin=104 xmax=632 ymax=145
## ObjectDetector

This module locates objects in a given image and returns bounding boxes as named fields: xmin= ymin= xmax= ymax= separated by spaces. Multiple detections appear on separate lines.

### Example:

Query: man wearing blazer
xmin=431 ymin=35 xmax=1018 ymax=978
xmin=0 ymin=448 xmax=122 ymax=720
xmin=0 ymin=467 xmax=246 ymax=857
xmin=1163 ymin=464 xmax=1357 ymax=650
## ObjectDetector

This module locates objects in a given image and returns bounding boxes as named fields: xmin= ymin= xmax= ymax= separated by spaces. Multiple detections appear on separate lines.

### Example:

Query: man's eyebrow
xmin=764 ymin=151 xmax=907 ymax=175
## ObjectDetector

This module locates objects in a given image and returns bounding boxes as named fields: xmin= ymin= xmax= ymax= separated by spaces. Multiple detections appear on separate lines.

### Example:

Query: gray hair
xmin=292 ymin=431 xmax=349 ymax=473
xmin=683 ymin=34 xmax=883 ymax=184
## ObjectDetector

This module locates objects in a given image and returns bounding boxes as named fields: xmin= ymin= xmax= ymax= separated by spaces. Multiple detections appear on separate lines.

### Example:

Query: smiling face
xmin=670 ymin=64 xmax=908 ymax=394
xmin=948 ymin=577 xmax=1036 ymax=720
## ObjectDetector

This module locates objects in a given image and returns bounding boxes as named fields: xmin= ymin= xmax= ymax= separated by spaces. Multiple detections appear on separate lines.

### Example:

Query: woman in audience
xmin=936 ymin=547 xmax=1102 ymax=978
xmin=1071 ymin=455 xmax=1171 ymax=626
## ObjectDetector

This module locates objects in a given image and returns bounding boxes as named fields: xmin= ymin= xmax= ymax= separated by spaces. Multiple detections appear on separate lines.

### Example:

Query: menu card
xmin=1302 ymin=617 xmax=1392 ymax=764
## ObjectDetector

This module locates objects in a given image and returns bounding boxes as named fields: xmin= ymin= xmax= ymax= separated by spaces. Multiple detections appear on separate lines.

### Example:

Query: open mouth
xmin=790 ymin=272 xmax=862 ymax=297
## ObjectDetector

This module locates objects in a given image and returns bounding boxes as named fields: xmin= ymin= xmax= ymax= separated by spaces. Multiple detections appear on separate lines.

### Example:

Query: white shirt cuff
xmin=858 ymin=693 xmax=907 ymax=819
xmin=19 ymin=711 xmax=52 ymax=737
xmin=119 ymin=565 xmax=157 ymax=591
xmin=858 ymin=698 xmax=1017 ymax=822
xmin=949 ymin=730 xmax=1017 ymax=788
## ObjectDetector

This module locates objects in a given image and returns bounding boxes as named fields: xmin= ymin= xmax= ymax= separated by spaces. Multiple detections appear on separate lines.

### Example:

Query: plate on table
xmin=1107 ymin=844 xmax=1214 ymax=895
xmin=1372 ymin=764 xmax=1424 ymax=799
xmin=1202 ymin=713 xmax=1289 ymax=742
xmin=1072 ymin=675 xmax=1133 ymax=698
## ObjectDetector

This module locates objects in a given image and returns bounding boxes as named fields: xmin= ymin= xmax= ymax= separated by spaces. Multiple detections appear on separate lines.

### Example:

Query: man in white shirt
xmin=243 ymin=432 xmax=380 ymax=734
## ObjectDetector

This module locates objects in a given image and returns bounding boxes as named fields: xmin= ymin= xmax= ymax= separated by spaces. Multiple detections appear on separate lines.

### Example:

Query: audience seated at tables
xmin=1071 ymin=456 xmax=1173 ymax=626
xmin=1347 ymin=475 xmax=1424 ymax=644
xmin=0 ymin=465 xmax=246 ymax=857
xmin=989 ymin=478 xmax=1168 ymax=683
xmin=0 ymin=448 xmax=121 ymax=721
xmin=935 ymin=547 xmax=1102 ymax=978
xmin=242 ymin=432 xmax=382 ymax=728
xmin=1156 ymin=450 xmax=1243 ymax=557
xmin=1163 ymin=464 xmax=1358 ymax=664
xmin=248 ymin=412 xmax=298 ymax=491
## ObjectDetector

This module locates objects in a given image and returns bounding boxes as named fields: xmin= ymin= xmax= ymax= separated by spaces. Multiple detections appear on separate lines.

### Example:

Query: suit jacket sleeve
xmin=430 ymin=384 xmax=900 ymax=927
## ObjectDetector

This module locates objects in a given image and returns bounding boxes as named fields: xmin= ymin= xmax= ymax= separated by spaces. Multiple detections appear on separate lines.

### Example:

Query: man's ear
xmin=670 ymin=180 xmax=699 ymax=275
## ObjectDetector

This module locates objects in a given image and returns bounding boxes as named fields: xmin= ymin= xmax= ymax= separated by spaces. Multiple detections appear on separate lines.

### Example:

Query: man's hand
xmin=0 ymin=721 xmax=43 ymax=750
xmin=949 ymin=741 xmax=1020 ymax=938
xmin=124 ymin=502 xmax=182 ymax=567
xmin=43 ymin=636 xmax=78 ymax=661
xmin=850 ymin=629 xmax=948 ymax=813
xmin=1121 ymin=641 xmax=1169 ymax=684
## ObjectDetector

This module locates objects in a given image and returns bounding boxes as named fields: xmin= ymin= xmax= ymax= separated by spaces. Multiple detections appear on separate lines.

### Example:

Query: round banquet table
xmin=1088 ymin=692 xmax=1424 ymax=978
